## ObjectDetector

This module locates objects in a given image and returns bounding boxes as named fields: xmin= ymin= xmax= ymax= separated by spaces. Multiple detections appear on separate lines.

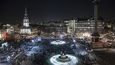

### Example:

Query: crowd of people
xmin=0 ymin=35 xmax=97 ymax=65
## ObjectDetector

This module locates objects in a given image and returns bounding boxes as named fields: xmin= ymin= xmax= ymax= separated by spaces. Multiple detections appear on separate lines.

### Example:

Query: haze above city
xmin=0 ymin=0 xmax=115 ymax=23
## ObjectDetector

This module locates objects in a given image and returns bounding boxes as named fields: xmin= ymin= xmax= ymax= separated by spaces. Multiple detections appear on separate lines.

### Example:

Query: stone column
xmin=92 ymin=0 xmax=100 ymax=42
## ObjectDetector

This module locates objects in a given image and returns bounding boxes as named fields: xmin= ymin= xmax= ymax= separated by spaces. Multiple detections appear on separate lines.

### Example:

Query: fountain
xmin=50 ymin=40 xmax=66 ymax=45
xmin=50 ymin=52 xmax=78 ymax=65
xmin=57 ymin=52 xmax=71 ymax=62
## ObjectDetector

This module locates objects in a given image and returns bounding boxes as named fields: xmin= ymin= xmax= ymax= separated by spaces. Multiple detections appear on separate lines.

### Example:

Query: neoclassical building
xmin=65 ymin=19 xmax=104 ymax=38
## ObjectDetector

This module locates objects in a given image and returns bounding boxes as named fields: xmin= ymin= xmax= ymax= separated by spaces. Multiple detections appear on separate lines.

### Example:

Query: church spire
xmin=23 ymin=8 xmax=29 ymax=27
xmin=24 ymin=8 xmax=28 ymax=18
xmin=20 ymin=7 xmax=31 ymax=35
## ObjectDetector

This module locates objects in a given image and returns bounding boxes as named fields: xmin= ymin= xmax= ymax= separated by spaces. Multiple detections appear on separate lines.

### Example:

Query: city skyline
xmin=0 ymin=0 xmax=115 ymax=23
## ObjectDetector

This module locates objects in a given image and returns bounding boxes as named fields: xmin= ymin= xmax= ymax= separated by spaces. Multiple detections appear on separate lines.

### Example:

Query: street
xmin=94 ymin=48 xmax=115 ymax=65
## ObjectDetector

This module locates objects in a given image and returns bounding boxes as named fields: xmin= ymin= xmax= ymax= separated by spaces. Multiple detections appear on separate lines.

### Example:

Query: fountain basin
xmin=50 ymin=54 xmax=78 ymax=65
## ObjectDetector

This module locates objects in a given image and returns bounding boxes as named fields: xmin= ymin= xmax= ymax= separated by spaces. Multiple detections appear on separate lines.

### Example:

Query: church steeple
xmin=20 ymin=8 xmax=31 ymax=35
xmin=23 ymin=8 xmax=29 ymax=27
xmin=24 ymin=8 xmax=28 ymax=18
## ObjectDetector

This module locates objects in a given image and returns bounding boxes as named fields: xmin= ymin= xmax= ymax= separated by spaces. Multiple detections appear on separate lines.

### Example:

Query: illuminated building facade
xmin=65 ymin=20 xmax=76 ymax=34
xmin=0 ymin=30 xmax=3 ymax=40
xmin=2 ymin=24 xmax=14 ymax=34
xmin=65 ymin=19 xmax=104 ymax=38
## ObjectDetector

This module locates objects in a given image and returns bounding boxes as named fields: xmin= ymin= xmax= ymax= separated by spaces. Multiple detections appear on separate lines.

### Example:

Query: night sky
xmin=0 ymin=0 xmax=115 ymax=23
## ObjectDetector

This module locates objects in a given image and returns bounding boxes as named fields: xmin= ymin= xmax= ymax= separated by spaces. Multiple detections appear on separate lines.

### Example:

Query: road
xmin=94 ymin=48 xmax=115 ymax=65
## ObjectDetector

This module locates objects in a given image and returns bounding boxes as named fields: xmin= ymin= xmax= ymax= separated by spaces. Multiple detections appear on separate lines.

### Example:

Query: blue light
xmin=25 ymin=46 xmax=40 ymax=56
xmin=31 ymin=37 xmax=42 ymax=43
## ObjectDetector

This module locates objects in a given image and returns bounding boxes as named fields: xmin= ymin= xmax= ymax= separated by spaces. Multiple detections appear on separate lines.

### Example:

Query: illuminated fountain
xmin=50 ymin=52 xmax=78 ymax=65
xmin=31 ymin=37 xmax=42 ymax=43
xmin=50 ymin=40 xmax=66 ymax=45
xmin=57 ymin=52 xmax=71 ymax=62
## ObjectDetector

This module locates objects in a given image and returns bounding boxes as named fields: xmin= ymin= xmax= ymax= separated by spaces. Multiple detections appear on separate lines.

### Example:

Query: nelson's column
xmin=92 ymin=0 xmax=100 ymax=48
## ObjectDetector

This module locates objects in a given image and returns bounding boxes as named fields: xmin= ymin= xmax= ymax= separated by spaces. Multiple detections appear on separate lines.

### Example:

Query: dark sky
xmin=0 ymin=0 xmax=115 ymax=23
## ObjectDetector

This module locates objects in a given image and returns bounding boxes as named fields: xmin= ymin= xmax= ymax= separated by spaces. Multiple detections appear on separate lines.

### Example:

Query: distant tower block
xmin=92 ymin=0 xmax=100 ymax=42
